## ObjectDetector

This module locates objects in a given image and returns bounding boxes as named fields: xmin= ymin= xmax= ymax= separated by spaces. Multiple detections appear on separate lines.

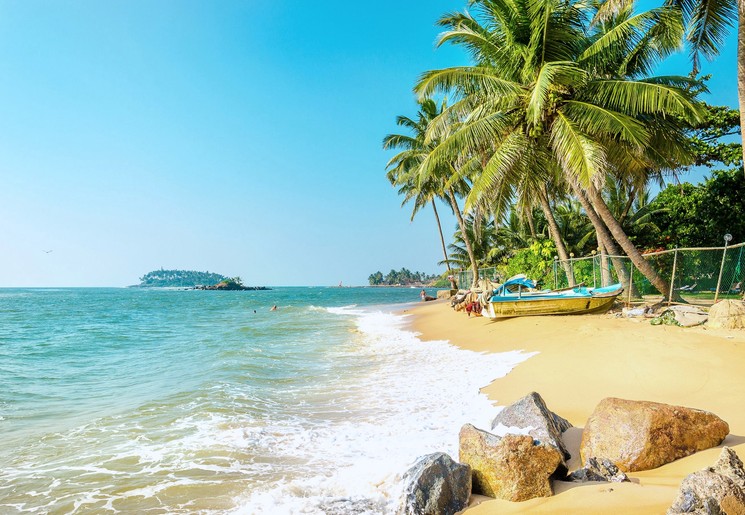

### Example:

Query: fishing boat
xmin=486 ymin=275 xmax=623 ymax=319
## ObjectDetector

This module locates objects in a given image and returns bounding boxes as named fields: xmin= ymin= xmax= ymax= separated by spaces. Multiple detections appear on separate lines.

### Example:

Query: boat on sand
xmin=486 ymin=275 xmax=623 ymax=319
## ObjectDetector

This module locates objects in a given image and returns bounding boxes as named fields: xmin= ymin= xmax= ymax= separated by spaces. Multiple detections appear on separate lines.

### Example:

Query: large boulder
xmin=397 ymin=452 xmax=471 ymax=515
xmin=581 ymin=398 xmax=729 ymax=472
xmin=668 ymin=448 xmax=745 ymax=514
xmin=459 ymin=424 xmax=563 ymax=501
xmin=491 ymin=392 xmax=573 ymax=463
xmin=707 ymin=300 xmax=745 ymax=330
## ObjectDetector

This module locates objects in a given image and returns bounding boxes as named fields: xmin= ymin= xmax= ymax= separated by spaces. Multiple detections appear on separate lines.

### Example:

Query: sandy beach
xmin=407 ymin=300 xmax=745 ymax=514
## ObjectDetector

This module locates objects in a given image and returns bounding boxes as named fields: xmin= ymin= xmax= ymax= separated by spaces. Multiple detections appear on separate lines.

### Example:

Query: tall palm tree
xmin=414 ymin=0 xmax=702 ymax=296
xmin=384 ymin=98 xmax=474 ymax=289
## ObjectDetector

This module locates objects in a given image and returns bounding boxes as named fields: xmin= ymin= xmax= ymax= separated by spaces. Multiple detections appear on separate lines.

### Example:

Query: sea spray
xmin=236 ymin=307 xmax=535 ymax=514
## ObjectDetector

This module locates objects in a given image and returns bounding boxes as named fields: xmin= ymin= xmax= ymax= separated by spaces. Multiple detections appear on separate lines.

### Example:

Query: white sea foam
xmin=234 ymin=307 xmax=536 ymax=514
xmin=0 ymin=300 xmax=535 ymax=514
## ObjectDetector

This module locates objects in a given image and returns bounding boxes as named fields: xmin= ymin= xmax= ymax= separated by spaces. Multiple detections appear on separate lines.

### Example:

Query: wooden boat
xmin=486 ymin=275 xmax=623 ymax=319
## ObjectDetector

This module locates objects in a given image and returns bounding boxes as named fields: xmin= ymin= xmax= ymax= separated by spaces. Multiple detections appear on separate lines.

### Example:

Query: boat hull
xmin=488 ymin=290 xmax=621 ymax=318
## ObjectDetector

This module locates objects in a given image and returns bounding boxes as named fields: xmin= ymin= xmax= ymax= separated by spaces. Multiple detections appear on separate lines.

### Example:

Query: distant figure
xmin=253 ymin=310 xmax=257 ymax=313
xmin=420 ymin=289 xmax=435 ymax=302
xmin=270 ymin=305 xmax=278 ymax=311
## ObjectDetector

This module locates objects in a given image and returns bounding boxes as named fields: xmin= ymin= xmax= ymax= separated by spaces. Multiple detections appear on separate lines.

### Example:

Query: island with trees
xmin=368 ymin=268 xmax=442 ymax=286
xmin=133 ymin=269 xmax=270 ymax=290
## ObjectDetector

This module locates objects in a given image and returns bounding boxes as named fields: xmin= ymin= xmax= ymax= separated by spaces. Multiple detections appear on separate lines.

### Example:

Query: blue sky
xmin=0 ymin=1 xmax=738 ymax=287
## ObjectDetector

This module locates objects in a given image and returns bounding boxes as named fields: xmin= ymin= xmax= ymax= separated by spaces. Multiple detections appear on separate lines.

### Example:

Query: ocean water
xmin=0 ymin=287 xmax=533 ymax=514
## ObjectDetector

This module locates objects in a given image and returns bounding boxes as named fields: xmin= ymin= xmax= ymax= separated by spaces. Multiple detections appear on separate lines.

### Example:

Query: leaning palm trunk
xmin=585 ymin=185 xmax=675 ymax=299
xmin=446 ymin=189 xmax=479 ymax=289
xmin=432 ymin=200 xmax=457 ymax=289
xmin=537 ymin=189 xmax=575 ymax=286
xmin=599 ymin=242 xmax=611 ymax=286
xmin=739 ymin=2 xmax=745 ymax=175
xmin=570 ymin=182 xmax=638 ymax=297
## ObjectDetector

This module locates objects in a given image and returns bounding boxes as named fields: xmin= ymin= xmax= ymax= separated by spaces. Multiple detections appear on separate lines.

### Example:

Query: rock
xmin=581 ymin=398 xmax=729 ymax=472
xmin=566 ymin=457 xmax=630 ymax=483
xmin=668 ymin=447 xmax=745 ymax=514
xmin=397 ymin=452 xmax=471 ymax=515
xmin=459 ymin=424 xmax=563 ymax=501
xmin=712 ymin=447 xmax=745 ymax=490
xmin=491 ymin=392 xmax=573 ymax=465
xmin=707 ymin=300 xmax=745 ymax=330
xmin=668 ymin=470 xmax=745 ymax=514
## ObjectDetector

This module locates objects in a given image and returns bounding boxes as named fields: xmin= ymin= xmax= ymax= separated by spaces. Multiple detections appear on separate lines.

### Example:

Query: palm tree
xmin=444 ymin=213 xmax=500 ymax=269
xmin=414 ymin=0 xmax=702 ymax=296
xmin=595 ymin=0 xmax=741 ymax=171
xmin=384 ymin=98 xmax=473 ymax=289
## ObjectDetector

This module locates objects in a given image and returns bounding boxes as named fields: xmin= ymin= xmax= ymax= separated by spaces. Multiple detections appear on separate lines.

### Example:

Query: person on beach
xmin=420 ymin=289 xmax=426 ymax=301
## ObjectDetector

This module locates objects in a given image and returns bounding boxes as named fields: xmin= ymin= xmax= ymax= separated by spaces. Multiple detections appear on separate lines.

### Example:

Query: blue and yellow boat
xmin=486 ymin=275 xmax=623 ymax=319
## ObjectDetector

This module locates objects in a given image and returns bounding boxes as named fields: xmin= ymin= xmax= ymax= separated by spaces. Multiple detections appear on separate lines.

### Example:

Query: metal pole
xmin=714 ymin=235 xmax=732 ymax=302
xmin=668 ymin=248 xmax=678 ymax=305
xmin=570 ymin=254 xmax=575 ymax=287
xmin=592 ymin=252 xmax=597 ymax=288
xmin=553 ymin=256 xmax=558 ymax=289
xmin=627 ymin=261 xmax=633 ymax=306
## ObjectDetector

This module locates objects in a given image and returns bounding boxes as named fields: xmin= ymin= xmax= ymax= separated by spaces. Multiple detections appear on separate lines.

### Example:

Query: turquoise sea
xmin=0 ymin=287 xmax=532 ymax=514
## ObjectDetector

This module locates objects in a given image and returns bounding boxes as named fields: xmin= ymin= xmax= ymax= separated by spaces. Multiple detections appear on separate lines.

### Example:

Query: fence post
xmin=553 ymin=256 xmax=558 ymax=289
xmin=668 ymin=247 xmax=678 ymax=305
xmin=570 ymin=253 xmax=575 ymax=286
xmin=714 ymin=235 xmax=733 ymax=303
xmin=592 ymin=251 xmax=597 ymax=288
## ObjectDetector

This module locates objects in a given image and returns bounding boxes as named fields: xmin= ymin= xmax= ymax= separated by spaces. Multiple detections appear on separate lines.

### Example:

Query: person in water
xmin=270 ymin=305 xmax=278 ymax=311
xmin=420 ymin=289 xmax=427 ymax=301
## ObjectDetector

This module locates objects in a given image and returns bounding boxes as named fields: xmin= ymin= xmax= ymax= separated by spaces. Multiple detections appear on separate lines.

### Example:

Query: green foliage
xmin=686 ymin=103 xmax=742 ymax=169
xmin=643 ymin=169 xmax=745 ymax=248
xmin=138 ymin=269 xmax=228 ymax=287
xmin=498 ymin=240 xmax=558 ymax=288
xmin=368 ymin=268 xmax=439 ymax=286
xmin=222 ymin=277 xmax=245 ymax=288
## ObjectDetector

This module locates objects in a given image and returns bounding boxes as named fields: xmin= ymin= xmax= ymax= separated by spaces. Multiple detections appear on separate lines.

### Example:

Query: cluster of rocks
xmin=397 ymin=392 xmax=732 ymax=515
xmin=194 ymin=283 xmax=270 ymax=291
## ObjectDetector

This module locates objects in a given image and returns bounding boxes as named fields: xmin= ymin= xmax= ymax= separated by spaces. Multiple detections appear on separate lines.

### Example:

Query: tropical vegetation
xmin=368 ymin=268 xmax=440 ymax=286
xmin=383 ymin=0 xmax=741 ymax=296
xmin=136 ymin=269 xmax=229 ymax=288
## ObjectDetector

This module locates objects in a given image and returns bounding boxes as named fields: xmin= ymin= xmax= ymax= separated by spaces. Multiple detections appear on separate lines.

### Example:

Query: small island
xmin=132 ymin=269 xmax=270 ymax=290
xmin=368 ymin=268 xmax=443 ymax=287
xmin=194 ymin=277 xmax=270 ymax=291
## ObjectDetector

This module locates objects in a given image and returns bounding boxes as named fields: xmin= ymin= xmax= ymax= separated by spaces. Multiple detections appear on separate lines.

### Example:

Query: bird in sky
xmin=43 ymin=250 xmax=53 ymax=254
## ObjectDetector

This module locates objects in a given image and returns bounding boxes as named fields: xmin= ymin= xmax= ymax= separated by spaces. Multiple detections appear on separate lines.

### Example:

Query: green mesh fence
xmin=552 ymin=242 xmax=745 ymax=304
xmin=455 ymin=242 xmax=745 ymax=305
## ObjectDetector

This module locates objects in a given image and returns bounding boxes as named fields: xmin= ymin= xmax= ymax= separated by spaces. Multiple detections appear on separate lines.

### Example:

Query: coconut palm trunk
xmin=526 ymin=214 xmax=537 ymax=239
xmin=585 ymin=185 xmax=675 ymax=299
xmin=599 ymin=242 xmax=611 ymax=286
xmin=537 ymin=188 xmax=576 ymax=286
xmin=570 ymin=181 xmax=638 ymax=296
xmin=446 ymin=188 xmax=479 ymax=289
xmin=432 ymin=200 xmax=457 ymax=289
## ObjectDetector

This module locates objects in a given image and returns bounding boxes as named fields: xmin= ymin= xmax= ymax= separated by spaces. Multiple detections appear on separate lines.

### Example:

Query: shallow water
xmin=0 ymin=287 xmax=532 ymax=514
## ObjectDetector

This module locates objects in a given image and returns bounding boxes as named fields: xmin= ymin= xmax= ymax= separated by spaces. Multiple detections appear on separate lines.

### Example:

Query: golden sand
xmin=405 ymin=300 xmax=745 ymax=514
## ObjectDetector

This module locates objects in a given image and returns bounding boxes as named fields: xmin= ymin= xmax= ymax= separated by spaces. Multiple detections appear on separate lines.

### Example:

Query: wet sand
xmin=406 ymin=300 xmax=745 ymax=513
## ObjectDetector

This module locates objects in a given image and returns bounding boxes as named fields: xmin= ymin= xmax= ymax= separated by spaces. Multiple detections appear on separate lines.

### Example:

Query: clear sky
xmin=0 ymin=1 xmax=738 ymax=287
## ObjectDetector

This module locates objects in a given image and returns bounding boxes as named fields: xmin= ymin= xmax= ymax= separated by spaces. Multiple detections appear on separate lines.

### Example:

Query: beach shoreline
xmin=404 ymin=299 xmax=745 ymax=513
